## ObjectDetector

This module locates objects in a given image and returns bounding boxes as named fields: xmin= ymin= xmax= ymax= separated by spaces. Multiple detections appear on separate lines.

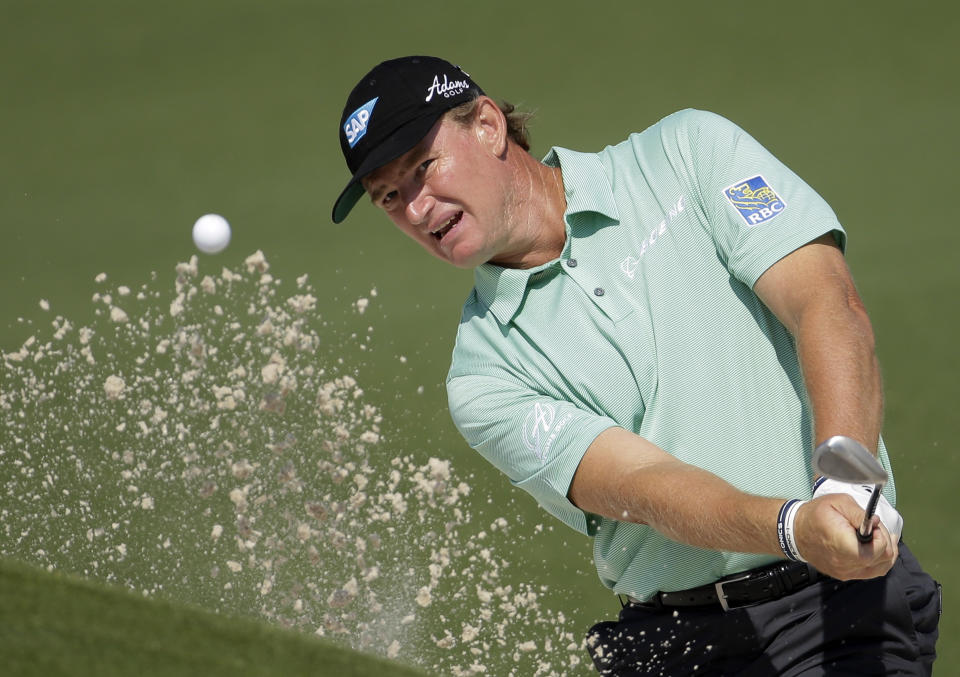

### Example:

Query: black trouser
xmin=587 ymin=543 xmax=940 ymax=676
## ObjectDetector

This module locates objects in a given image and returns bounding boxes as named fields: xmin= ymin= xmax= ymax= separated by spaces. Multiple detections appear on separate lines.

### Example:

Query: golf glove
xmin=813 ymin=477 xmax=903 ymax=542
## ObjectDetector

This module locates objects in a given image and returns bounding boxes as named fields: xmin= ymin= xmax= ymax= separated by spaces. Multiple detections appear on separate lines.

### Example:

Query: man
xmin=331 ymin=56 xmax=941 ymax=674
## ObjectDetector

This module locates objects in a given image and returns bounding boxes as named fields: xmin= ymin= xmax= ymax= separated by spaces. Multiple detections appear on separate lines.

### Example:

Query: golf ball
xmin=192 ymin=213 xmax=231 ymax=254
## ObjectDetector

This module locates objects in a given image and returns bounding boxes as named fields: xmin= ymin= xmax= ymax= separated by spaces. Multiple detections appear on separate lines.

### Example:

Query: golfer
xmin=332 ymin=56 xmax=941 ymax=674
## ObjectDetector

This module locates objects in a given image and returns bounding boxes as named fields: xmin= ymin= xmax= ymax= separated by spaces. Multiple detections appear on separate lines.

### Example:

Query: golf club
xmin=811 ymin=435 xmax=889 ymax=543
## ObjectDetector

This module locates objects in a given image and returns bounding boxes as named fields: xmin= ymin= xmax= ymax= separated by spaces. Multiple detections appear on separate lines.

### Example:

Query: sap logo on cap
xmin=344 ymin=97 xmax=378 ymax=148
xmin=724 ymin=175 xmax=786 ymax=227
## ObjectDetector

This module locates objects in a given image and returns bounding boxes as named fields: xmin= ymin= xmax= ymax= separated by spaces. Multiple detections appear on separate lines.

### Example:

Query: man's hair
xmin=447 ymin=96 xmax=533 ymax=151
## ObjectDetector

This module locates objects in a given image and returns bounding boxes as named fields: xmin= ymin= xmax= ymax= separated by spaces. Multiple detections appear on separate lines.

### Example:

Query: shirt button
xmin=566 ymin=259 xmax=578 ymax=268
xmin=594 ymin=287 xmax=605 ymax=297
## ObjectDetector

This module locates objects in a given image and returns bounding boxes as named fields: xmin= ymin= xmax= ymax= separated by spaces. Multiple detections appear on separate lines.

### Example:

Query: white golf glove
xmin=813 ymin=477 xmax=903 ymax=542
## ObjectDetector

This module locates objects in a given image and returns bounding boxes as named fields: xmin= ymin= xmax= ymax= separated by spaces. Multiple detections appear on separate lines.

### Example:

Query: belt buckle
xmin=714 ymin=571 xmax=755 ymax=611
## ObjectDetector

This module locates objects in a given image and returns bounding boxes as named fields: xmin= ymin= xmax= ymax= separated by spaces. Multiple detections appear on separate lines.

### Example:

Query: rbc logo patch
xmin=343 ymin=97 xmax=378 ymax=148
xmin=723 ymin=175 xmax=786 ymax=227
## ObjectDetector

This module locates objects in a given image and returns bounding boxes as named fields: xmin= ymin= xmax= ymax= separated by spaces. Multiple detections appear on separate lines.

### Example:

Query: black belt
xmin=627 ymin=560 xmax=821 ymax=612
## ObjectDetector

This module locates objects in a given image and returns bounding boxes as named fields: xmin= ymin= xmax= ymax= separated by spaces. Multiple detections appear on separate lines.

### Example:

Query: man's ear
xmin=474 ymin=97 xmax=508 ymax=157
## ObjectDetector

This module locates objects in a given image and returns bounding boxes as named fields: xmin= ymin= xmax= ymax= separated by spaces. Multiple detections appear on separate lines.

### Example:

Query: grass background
xmin=0 ymin=557 xmax=427 ymax=676
xmin=1 ymin=0 xmax=957 ymax=672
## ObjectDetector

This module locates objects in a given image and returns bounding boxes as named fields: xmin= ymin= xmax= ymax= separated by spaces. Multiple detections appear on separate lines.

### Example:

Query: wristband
xmin=777 ymin=499 xmax=807 ymax=562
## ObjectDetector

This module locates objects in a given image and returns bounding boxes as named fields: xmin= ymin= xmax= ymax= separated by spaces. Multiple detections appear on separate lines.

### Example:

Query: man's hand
xmin=814 ymin=477 xmax=903 ymax=542
xmin=794 ymin=494 xmax=898 ymax=580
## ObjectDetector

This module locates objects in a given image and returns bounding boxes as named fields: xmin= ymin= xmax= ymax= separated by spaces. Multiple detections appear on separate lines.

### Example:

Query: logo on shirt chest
xmin=621 ymin=195 xmax=685 ymax=279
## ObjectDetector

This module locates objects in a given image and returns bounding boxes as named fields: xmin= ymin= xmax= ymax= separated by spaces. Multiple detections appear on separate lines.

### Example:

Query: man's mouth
xmin=431 ymin=211 xmax=462 ymax=241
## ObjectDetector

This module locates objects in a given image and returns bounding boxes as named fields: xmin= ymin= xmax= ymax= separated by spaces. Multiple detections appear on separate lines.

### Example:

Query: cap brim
xmin=330 ymin=111 xmax=446 ymax=224
xmin=331 ymin=180 xmax=365 ymax=224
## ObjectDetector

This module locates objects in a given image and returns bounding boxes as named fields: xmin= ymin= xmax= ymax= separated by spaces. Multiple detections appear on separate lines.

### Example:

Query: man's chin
xmin=449 ymin=255 xmax=488 ymax=270
xmin=434 ymin=242 xmax=485 ymax=270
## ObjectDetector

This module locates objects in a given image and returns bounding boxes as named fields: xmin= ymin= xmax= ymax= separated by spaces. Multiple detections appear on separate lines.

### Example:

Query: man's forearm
xmin=569 ymin=426 xmax=899 ymax=580
xmin=794 ymin=293 xmax=884 ymax=454
xmin=570 ymin=427 xmax=785 ymax=556
xmin=614 ymin=461 xmax=785 ymax=554
xmin=753 ymin=234 xmax=884 ymax=455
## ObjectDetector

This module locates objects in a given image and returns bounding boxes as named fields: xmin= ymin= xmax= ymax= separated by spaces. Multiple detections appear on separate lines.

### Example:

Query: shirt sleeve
xmin=446 ymin=372 xmax=617 ymax=536
xmin=674 ymin=109 xmax=847 ymax=287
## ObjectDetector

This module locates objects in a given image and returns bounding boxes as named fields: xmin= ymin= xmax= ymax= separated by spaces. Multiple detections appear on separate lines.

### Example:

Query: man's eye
xmin=382 ymin=190 xmax=398 ymax=206
xmin=418 ymin=160 xmax=432 ymax=173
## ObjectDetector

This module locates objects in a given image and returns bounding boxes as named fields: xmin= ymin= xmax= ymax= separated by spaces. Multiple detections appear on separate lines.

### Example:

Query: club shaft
xmin=857 ymin=483 xmax=883 ymax=542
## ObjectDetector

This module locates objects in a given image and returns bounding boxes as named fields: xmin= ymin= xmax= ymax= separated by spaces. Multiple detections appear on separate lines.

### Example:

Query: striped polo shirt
xmin=445 ymin=109 xmax=896 ymax=601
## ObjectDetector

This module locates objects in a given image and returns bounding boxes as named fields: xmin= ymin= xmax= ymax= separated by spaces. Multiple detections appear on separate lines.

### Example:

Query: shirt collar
xmin=473 ymin=146 xmax=620 ymax=324
xmin=543 ymin=146 xmax=620 ymax=222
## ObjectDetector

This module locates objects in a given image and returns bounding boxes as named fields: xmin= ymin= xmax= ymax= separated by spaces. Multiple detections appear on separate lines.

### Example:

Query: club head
xmin=812 ymin=435 xmax=888 ymax=485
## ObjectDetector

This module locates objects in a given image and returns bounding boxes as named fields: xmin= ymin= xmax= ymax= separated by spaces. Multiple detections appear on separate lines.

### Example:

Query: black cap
xmin=331 ymin=56 xmax=484 ymax=223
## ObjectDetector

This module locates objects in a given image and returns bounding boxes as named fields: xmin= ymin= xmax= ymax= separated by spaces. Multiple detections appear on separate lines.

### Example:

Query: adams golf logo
xmin=724 ymin=175 xmax=786 ymax=226
xmin=344 ymin=97 xmax=378 ymax=148
xmin=522 ymin=402 xmax=572 ymax=463
xmin=425 ymin=73 xmax=471 ymax=102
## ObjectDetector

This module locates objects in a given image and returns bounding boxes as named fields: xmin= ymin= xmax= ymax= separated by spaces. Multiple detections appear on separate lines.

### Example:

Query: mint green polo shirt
xmin=445 ymin=109 xmax=896 ymax=601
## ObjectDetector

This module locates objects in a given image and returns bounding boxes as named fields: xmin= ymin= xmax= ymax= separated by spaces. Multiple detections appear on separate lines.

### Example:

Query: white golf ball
xmin=192 ymin=214 xmax=231 ymax=254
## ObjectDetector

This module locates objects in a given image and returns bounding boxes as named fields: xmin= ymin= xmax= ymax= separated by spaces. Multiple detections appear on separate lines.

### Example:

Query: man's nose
xmin=405 ymin=190 xmax=434 ymax=226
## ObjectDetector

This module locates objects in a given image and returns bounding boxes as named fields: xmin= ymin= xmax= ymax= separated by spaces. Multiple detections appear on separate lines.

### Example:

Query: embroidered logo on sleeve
xmin=522 ymin=403 xmax=572 ymax=463
xmin=723 ymin=175 xmax=786 ymax=227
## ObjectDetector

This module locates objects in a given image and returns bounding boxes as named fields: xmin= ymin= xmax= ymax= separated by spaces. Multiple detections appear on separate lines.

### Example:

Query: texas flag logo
xmin=723 ymin=175 xmax=786 ymax=227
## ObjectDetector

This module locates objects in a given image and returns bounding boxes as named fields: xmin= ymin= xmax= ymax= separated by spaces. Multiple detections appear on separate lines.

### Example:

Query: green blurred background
xmin=2 ymin=0 xmax=957 ymax=672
